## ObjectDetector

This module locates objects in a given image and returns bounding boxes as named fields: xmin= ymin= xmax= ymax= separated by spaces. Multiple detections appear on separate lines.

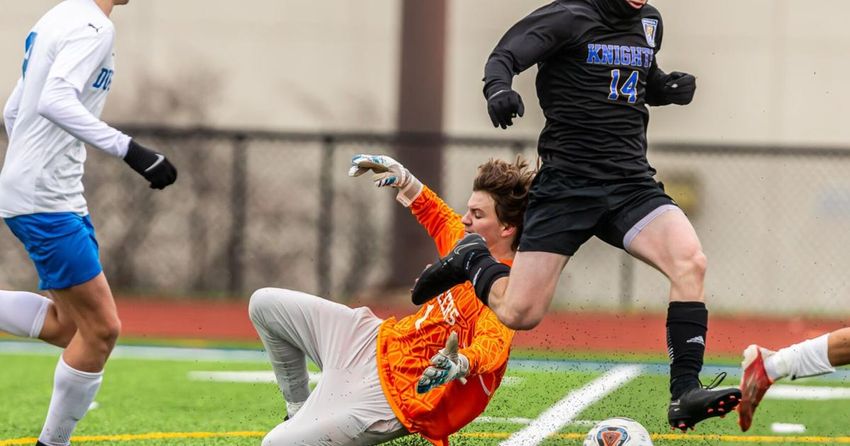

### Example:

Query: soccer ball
xmin=583 ymin=417 xmax=653 ymax=446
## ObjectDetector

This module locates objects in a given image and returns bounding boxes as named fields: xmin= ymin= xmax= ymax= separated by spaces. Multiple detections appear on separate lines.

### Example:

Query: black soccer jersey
xmin=484 ymin=0 xmax=667 ymax=181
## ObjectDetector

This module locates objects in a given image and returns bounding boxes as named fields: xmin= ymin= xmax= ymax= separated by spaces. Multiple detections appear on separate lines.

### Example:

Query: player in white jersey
xmin=0 ymin=1 xmax=176 ymax=445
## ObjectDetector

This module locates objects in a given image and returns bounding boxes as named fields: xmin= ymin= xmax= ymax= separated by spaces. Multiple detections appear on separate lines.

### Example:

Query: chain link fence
xmin=1 ymin=127 xmax=849 ymax=318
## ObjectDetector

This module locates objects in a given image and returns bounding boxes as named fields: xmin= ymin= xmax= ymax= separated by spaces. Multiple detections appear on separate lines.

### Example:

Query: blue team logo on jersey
xmin=642 ymin=18 xmax=658 ymax=48
xmin=92 ymin=68 xmax=114 ymax=91
xmin=22 ymin=32 xmax=38 ymax=77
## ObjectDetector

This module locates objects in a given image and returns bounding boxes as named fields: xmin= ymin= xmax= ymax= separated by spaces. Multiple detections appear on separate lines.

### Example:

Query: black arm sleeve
xmin=643 ymin=12 xmax=667 ymax=106
xmin=645 ymin=60 xmax=670 ymax=106
xmin=483 ymin=2 xmax=578 ymax=99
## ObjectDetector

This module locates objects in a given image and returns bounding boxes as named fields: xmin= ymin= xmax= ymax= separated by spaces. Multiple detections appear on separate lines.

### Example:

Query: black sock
xmin=667 ymin=301 xmax=707 ymax=399
xmin=465 ymin=254 xmax=510 ymax=305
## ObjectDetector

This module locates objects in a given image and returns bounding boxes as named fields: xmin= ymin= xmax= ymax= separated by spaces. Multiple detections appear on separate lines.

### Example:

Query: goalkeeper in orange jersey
xmin=248 ymin=154 xmax=534 ymax=446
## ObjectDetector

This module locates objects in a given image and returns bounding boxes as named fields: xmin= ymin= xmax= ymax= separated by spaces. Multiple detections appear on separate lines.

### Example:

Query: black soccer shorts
xmin=518 ymin=165 xmax=679 ymax=256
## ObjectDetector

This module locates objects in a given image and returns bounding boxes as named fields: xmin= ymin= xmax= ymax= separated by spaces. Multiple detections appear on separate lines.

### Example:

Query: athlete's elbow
xmin=2 ymin=102 xmax=14 ymax=125
xmin=36 ymin=95 xmax=59 ymax=123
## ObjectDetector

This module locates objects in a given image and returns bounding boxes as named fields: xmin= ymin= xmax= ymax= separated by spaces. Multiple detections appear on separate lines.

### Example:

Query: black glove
xmin=123 ymin=139 xmax=177 ymax=190
xmin=486 ymin=89 xmax=524 ymax=129
xmin=661 ymin=71 xmax=696 ymax=105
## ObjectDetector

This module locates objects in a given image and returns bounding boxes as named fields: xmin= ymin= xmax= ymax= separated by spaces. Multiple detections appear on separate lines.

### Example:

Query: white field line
xmin=501 ymin=376 xmax=525 ymax=386
xmin=500 ymin=365 xmax=643 ymax=446
xmin=765 ymin=384 xmax=850 ymax=400
xmin=474 ymin=416 xmax=534 ymax=425
xmin=4 ymin=341 xmax=850 ymax=382
xmin=0 ymin=341 xmax=269 ymax=362
xmin=771 ymin=422 xmax=806 ymax=433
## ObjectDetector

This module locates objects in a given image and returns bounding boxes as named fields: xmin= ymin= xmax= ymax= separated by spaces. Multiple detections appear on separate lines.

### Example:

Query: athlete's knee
xmin=693 ymin=251 xmax=708 ymax=277
xmin=502 ymin=310 xmax=544 ymax=331
xmin=260 ymin=431 xmax=275 ymax=446
xmin=499 ymin=299 xmax=545 ymax=331
xmin=249 ymin=287 xmax=293 ymax=323
xmin=100 ymin=317 xmax=121 ymax=347
xmin=678 ymin=249 xmax=707 ymax=281
xmin=261 ymin=420 xmax=293 ymax=446
xmin=80 ymin=316 xmax=121 ymax=354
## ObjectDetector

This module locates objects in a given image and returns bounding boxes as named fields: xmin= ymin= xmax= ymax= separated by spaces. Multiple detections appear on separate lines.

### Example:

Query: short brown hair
xmin=472 ymin=156 xmax=536 ymax=251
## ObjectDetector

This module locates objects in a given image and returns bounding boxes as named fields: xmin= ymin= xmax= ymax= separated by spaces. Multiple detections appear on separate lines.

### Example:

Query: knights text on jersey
xmin=484 ymin=0 xmax=665 ymax=180
xmin=0 ymin=0 xmax=117 ymax=217
xmin=376 ymin=186 xmax=514 ymax=446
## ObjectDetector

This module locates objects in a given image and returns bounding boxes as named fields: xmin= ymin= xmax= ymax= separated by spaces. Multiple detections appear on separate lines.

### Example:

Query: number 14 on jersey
xmin=608 ymin=69 xmax=639 ymax=104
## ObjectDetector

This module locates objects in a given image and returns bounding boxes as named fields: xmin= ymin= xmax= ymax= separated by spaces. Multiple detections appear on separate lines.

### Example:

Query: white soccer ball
xmin=583 ymin=417 xmax=654 ymax=446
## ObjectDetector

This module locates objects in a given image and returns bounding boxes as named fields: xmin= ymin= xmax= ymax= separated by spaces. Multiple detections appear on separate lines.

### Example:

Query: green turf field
xmin=2 ymin=346 xmax=849 ymax=446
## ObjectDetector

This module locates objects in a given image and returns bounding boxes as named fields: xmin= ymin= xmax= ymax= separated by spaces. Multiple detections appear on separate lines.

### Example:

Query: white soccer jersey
xmin=0 ymin=0 xmax=131 ymax=218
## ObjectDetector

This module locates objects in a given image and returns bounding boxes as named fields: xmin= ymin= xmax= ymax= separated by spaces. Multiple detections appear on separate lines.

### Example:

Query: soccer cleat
xmin=668 ymin=372 xmax=741 ymax=432
xmin=738 ymin=344 xmax=776 ymax=432
xmin=411 ymin=233 xmax=490 ymax=305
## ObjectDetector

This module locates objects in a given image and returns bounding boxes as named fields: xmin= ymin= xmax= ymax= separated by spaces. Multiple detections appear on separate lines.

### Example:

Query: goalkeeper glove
xmin=486 ymin=89 xmax=524 ymax=129
xmin=348 ymin=154 xmax=423 ymax=206
xmin=416 ymin=332 xmax=469 ymax=394
xmin=123 ymin=139 xmax=178 ymax=190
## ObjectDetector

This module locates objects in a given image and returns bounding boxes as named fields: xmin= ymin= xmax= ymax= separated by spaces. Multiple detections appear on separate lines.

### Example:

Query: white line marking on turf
xmin=771 ymin=423 xmax=806 ymax=434
xmin=188 ymin=371 xmax=322 ymax=385
xmin=499 ymin=365 xmax=643 ymax=446
xmin=765 ymin=385 xmax=850 ymax=400
xmin=474 ymin=416 xmax=533 ymax=425
xmin=3 ymin=340 xmax=850 ymax=382
xmin=0 ymin=341 xmax=269 ymax=362
xmin=501 ymin=376 xmax=524 ymax=386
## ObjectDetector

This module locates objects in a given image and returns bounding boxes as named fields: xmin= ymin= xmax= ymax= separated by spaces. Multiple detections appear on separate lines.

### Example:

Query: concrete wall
xmin=3 ymin=1 xmax=850 ymax=315
xmin=3 ymin=1 xmax=850 ymax=144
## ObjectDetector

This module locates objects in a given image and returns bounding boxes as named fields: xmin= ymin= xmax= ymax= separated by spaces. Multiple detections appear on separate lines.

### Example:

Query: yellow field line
xmin=461 ymin=432 xmax=850 ymax=443
xmin=0 ymin=431 xmax=265 ymax=446
xmin=4 ymin=431 xmax=850 ymax=445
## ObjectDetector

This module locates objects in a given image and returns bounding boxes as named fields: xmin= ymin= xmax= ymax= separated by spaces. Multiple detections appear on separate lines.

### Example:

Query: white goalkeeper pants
xmin=249 ymin=287 xmax=409 ymax=446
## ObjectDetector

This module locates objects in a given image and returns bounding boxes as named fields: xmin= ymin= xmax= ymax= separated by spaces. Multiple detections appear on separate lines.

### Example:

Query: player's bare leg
xmin=626 ymin=209 xmax=705 ymax=303
xmin=827 ymin=328 xmax=850 ymax=366
xmin=38 ymin=299 xmax=77 ymax=348
xmin=411 ymin=233 xmax=568 ymax=330
xmin=739 ymin=327 xmax=850 ymax=431
xmin=49 ymin=273 xmax=120 ymax=371
xmin=627 ymin=208 xmax=740 ymax=431
xmin=486 ymin=250 xmax=568 ymax=330
xmin=37 ymin=273 xmax=119 ymax=446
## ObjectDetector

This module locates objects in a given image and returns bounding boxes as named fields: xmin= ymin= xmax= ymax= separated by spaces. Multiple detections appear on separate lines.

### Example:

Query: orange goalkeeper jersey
xmin=376 ymin=185 xmax=514 ymax=446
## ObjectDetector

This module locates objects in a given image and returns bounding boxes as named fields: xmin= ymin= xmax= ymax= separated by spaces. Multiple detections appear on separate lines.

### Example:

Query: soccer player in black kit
xmin=411 ymin=0 xmax=742 ymax=432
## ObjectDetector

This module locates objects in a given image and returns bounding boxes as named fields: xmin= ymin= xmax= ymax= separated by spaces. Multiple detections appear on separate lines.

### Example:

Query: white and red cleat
xmin=738 ymin=344 xmax=776 ymax=432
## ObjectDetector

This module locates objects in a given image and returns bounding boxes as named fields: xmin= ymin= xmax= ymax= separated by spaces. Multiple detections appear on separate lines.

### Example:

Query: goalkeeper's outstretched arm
xmin=349 ymin=154 xmax=465 ymax=256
